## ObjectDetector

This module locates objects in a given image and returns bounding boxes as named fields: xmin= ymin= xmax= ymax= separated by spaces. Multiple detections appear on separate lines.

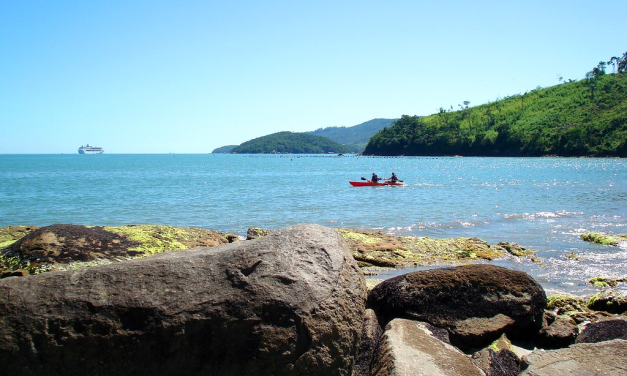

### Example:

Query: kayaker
xmin=371 ymin=173 xmax=381 ymax=183
xmin=388 ymin=172 xmax=399 ymax=183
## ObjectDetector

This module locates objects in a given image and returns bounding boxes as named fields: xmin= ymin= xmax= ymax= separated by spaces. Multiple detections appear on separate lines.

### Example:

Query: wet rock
xmin=587 ymin=289 xmax=627 ymax=314
xmin=471 ymin=335 xmax=521 ymax=376
xmin=520 ymin=339 xmax=627 ymax=375
xmin=0 ymin=224 xmax=366 ymax=376
xmin=370 ymin=319 xmax=484 ymax=376
xmin=246 ymin=227 xmax=272 ymax=240
xmin=581 ymin=232 xmax=627 ymax=246
xmin=0 ymin=225 xmax=38 ymax=248
xmin=575 ymin=319 xmax=627 ymax=344
xmin=353 ymin=309 xmax=383 ymax=376
xmin=587 ymin=276 xmax=627 ymax=288
xmin=492 ymin=241 xmax=538 ymax=262
xmin=1 ymin=224 xmax=231 ymax=276
xmin=367 ymin=264 xmax=546 ymax=348
xmin=340 ymin=229 xmax=536 ymax=269
xmin=536 ymin=314 xmax=578 ymax=349
xmin=546 ymin=293 xmax=588 ymax=315
xmin=546 ymin=293 xmax=615 ymax=325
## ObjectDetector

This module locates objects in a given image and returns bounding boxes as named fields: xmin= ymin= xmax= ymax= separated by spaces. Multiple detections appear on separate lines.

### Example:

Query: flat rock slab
xmin=520 ymin=339 xmax=627 ymax=375
xmin=371 ymin=319 xmax=484 ymax=376
xmin=0 ymin=224 xmax=366 ymax=376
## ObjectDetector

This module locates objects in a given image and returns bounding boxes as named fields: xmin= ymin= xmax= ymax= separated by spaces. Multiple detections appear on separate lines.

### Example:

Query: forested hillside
xmin=231 ymin=132 xmax=350 ymax=154
xmin=308 ymin=118 xmax=397 ymax=152
xmin=365 ymin=54 xmax=627 ymax=157
xmin=212 ymin=145 xmax=236 ymax=153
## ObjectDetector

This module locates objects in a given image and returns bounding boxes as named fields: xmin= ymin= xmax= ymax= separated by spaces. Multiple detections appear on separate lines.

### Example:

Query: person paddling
xmin=388 ymin=172 xmax=399 ymax=183
xmin=371 ymin=173 xmax=381 ymax=183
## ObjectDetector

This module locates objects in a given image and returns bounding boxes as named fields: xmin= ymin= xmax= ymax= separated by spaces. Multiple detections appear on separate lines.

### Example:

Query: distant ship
xmin=78 ymin=144 xmax=104 ymax=154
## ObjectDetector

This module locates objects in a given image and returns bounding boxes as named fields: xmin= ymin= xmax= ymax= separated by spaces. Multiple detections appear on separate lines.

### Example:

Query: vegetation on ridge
xmin=308 ymin=118 xmax=397 ymax=152
xmin=365 ymin=52 xmax=627 ymax=157
xmin=231 ymin=131 xmax=350 ymax=154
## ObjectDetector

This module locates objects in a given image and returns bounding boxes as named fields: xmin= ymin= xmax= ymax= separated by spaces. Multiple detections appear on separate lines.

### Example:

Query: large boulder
xmin=0 ymin=224 xmax=366 ymax=376
xmin=367 ymin=264 xmax=546 ymax=348
xmin=520 ymin=339 xmax=627 ymax=375
xmin=370 ymin=319 xmax=484 ymax=376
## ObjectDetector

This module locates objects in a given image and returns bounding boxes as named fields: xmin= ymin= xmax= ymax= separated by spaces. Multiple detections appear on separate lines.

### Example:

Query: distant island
xmin=212 ymin=118 xmax=396 ymax=154
xmin=365 ymin=53 xmax=627 ymax=157
xmin=229 ymin=132 xmax=350 ymax=154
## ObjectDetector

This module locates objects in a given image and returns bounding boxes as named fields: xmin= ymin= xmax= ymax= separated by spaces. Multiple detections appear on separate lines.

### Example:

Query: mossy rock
xmin=587 ymin=277 xmax=620 ymax=288
xmin=1 ymin=224 xmax=232 ymax=277
xmin=546 ymin=294 xmax=588 ymax=314
xmin=246 ymin=227 xmax=272 ymax=240
xmin=563 ymin=251 xmax=584 ymax=261
xmin=587 ymin=290 xmax=627 ymax=314
xmin=339 ymin=229 xmax=527 ymax=268
xmin=488 ymin=333 xmax=513 ymax=353
xmin=0 ymin=226 xmax=38 ymax=249
xmin=581 ymin=232 xmax=627 ymax=246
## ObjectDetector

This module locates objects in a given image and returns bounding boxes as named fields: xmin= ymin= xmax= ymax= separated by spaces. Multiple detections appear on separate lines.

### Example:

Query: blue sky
xmin=1 ymin=0 xmax=625 ymax=154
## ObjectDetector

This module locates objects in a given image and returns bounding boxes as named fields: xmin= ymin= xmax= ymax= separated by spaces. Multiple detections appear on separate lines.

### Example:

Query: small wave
xmin=504 ymin=210 xmax=584 ymax=220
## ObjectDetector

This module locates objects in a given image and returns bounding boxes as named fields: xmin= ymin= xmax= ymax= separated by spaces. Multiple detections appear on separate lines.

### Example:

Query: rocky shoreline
xmin=1 ymin=224 xmax=626 ymax=375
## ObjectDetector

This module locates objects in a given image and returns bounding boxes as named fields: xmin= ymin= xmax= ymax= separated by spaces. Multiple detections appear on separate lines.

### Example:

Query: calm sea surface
xmin=1 ymin=154 xmax=626 ymax=295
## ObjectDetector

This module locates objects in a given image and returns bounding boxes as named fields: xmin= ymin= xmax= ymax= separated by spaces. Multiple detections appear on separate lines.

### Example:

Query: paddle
xmin=384 ymin=178 xmax=404 ymax=183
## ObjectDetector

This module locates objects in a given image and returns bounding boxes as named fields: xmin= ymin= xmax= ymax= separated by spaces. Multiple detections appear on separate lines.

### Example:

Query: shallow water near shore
xmin=1 ymin=154 xmax=626 ymax=295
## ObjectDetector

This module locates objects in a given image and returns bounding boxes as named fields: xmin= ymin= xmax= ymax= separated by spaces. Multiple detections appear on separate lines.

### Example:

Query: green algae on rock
xmin=0 ymin=224 xmax=233 ymax=277
xmin=587 ymin=290 xmax=627 ymax=314
xmin=104 ymin=224 xmax=232 ymax=256
xmin=587 ymin=276 xmax=627 ymax=288
xmin=547 ymin=294 xmax=588 ymax=314
xmin=581 ymin=232 xmax=627 ymax=246
xmin=339 ymin=228 xmax=536 ymax=268
xmin=0 ymin=226 xmax=38 ymax=249
xmin=545 ymin=293 xmax=619 ymax=327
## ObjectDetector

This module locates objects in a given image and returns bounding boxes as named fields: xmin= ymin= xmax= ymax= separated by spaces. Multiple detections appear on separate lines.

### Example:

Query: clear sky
xmin=1 ymin=0 xmax=625 ymax=154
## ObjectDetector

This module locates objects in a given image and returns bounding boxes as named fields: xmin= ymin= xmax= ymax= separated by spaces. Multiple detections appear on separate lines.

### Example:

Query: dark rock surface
xmin=0 ymin=224 xmax=366 ymax=376
xmin=353 ymin=309 xmax=383 ymax=376
xmin=6 ymin=224 xmax=141 ymax=263
xmin=536 ymin=314 xmax=579 ymax=349
xmin=587 ymin=289 xmax=627 ymax=314
xmin=575 ymin=319 xmax=627 ymax=344
xmin=370 ymin=319 xmax=484 ymax=376
xmin=367 ymin=264 xmax=547 ymax=348
xmin=520 ymin=339 xmax=627 ymax=375
xmin=471 ymin=348 xmax=520 ymax=376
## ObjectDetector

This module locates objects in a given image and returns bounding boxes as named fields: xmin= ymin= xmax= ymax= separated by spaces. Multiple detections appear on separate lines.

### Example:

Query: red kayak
xmin=349 ymin=181 xmax=405 ymax=187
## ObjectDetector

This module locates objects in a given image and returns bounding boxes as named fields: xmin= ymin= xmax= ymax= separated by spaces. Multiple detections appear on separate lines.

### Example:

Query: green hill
xmin=365 ymin=60 xmax=627 ymax=157
xmin=308 ymin=118 xmax=397 ymax=152
xmin=231 ymin=132 xmax=350 ymax=154
xmin=212 ymin=145 xmax=237 ymax=153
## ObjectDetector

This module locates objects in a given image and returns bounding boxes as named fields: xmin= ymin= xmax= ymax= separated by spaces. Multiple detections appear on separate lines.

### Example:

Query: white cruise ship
xmin=78 ymin=144 xmax=104 ymax=154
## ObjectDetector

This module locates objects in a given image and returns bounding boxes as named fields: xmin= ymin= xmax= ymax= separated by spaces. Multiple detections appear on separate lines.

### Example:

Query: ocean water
xmin=1 ymin=154 xmax=626 ymax=295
